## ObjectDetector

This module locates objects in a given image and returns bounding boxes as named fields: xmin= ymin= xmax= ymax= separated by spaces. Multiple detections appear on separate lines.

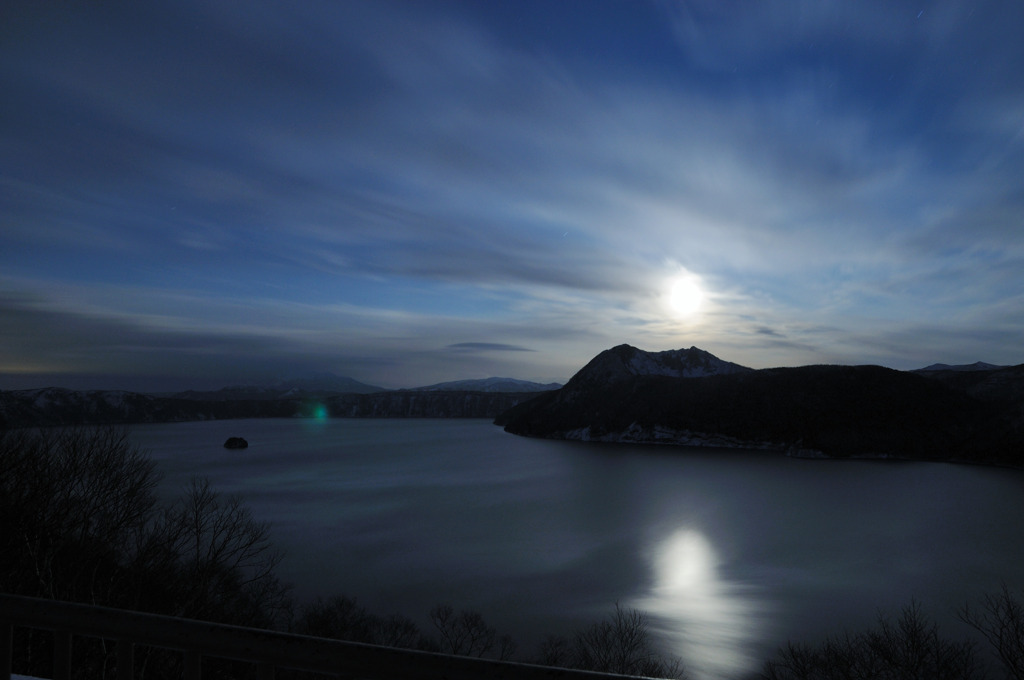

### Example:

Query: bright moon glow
xmin=668 ymin=277 xmax=704 ymax=318
xmin=656 ymin=529 xmax=715 ymax=591
xmin=638 ymin=529 xmax=762 ymax=679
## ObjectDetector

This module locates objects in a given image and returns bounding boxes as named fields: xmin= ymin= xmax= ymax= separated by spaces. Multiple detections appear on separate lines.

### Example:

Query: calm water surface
xmin=129 ymin=418 xmax=1024 ymax=680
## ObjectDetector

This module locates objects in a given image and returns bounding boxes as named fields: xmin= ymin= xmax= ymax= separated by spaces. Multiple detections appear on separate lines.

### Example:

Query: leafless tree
xmin=159 ymin=477 xmax=289 ymax=626
xmin=567 ymin=603 xmax=684 ymax=678
xmin=536 ymin=633 xmax=572 ymax=667
xmin=960 ymin=585 xmax=1024 ymax=680
xmin=763 ymin=600 xmax=984 ymax=680
xmin=294 ymin=596 xmax=433 ymax=650
xmin=429 ymin=604 xmax=507 ymax=658
xmin=0 ymin=426 xmax=159 ymax=604
xmin=375 ymin=612 xmax=429 ymax=650
xmin=295 ymin=595 xmax=378 ymax=642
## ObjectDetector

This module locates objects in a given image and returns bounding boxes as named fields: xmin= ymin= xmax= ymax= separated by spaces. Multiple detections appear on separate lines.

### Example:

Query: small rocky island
xmin=223 ymin=437 xmax=248 ymax=449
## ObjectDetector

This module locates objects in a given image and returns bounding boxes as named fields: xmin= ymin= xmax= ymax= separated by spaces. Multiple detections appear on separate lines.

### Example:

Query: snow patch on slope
xmin=559 ymin=421 xmax=800 ymax=452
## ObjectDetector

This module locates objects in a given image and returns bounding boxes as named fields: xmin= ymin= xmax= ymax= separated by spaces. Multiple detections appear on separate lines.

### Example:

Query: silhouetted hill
xmin=271 ymin=372 xmax=386 ymax=394
xmin=914 ymin=361 xmax=1007 ymax=372
xmin=911 ymin=363 xmax=1024 ymax=404
xmin=498 ymin=346 xmax=1024 ymax=466
xmin=563 ymin=344 xmax=751 ymax=393
xmin=171 ymin=372 xmax=385 ymax=400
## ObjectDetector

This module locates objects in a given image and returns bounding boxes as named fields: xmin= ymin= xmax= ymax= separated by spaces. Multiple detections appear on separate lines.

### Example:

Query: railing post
xmin=53 ymin=629 xmax=72 ymax=680
xmin=184 ymin=648 xmax=202 ymax=680
xmin=117 ymin=638 xmax=134 ymax=680
xmin=1 ymin=622 xmax=12 ymax=680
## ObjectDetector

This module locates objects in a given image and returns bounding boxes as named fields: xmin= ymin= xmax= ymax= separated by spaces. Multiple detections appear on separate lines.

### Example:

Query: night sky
xmin=3 ymin=1 xmax=1023 ymax=392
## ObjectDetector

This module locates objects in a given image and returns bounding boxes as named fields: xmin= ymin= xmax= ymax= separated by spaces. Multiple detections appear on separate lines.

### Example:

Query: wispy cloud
xmin=2 ymin=0 xmax=1023 ymax=388
xmin=446 ymin=343 xmax=536 ymax=353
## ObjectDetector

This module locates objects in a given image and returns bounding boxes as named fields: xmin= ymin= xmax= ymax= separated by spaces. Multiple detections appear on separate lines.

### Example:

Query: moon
xmin=668 ymin=277 xmax=704 ymax=318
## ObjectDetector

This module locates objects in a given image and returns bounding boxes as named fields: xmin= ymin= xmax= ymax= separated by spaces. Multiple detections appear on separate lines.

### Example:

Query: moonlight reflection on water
xmin=638 ymin=529 xmax=765 ymax=680
xmin=130 ymin=419 xmax=1024 ymax=680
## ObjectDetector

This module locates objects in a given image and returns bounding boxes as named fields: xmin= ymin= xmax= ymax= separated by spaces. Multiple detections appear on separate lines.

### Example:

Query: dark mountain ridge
xmin=914 ymin=361 xmax=1007 ymax=372
xmin=0 ymin=368 xmax=563 ymax=427
xmin=498 ymin=345 xmax=1024 ymax=467
xmin=324 ymin=390 xmax=538 ymax=418
xmin=170 ymin=372 xmax=385 ymax=400
xmin=0 ymin=386 xmax=546 ymax=428
xmin=0 ymin=387 xmax=302 ymax=428
xmin=406 ymin=377 xmax=562 ymax=393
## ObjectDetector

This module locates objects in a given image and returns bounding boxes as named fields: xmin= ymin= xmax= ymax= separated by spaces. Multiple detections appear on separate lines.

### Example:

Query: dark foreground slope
xmin=498 ymin=346 xmax=1024 ymax=466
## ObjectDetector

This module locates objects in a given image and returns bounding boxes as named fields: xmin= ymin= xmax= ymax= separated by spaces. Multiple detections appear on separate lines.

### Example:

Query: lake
xmin=129 ymin=418 xmax=1024 ymax=680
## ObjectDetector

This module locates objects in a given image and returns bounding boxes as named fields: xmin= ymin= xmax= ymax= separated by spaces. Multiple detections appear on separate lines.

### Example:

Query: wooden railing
xmin=0 ymin=593 xmax=654 ymax=680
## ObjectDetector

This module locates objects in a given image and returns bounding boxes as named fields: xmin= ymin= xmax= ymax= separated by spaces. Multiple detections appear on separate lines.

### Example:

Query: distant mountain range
xmin=407 ymin=377 xmax=562 ymax=393
xmin=4 ymin=347 xmax=1023 ymax=468
xmin=0 ymin=373 xmax=562 ymax=428
xmin=169 ymin=373 xmax=387 ymax=401
xmin=167 ymin=374 xmax=560 ymax=401
xmin=0 ymin=387 xmax=301 ymax=428
xmin=498 ymin=344 xmax=1024 ymax=467
xmin=914 ymin=361 xmax=1008 ymax=372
